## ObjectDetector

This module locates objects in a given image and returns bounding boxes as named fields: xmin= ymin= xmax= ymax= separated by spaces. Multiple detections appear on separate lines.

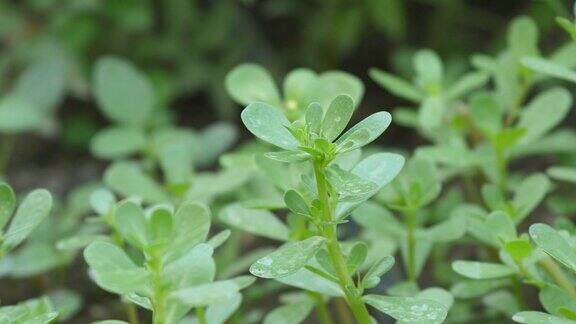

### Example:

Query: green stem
xmin=149 ymin=253 xmax=166 ymax=324
xmin=539 ymin=256 xmax=576 ymax=300
xmin=495 ymin=148 xmax=508 ymax=194
xmin=196 ymin=307 xmax=207 ymax=324
xmin=313 ymin=162 xmax=372 ymax=324
xmin=309 ymin=292 xmax=332 ymax=324
xmin=404 ymin=209 xmax=417 ymax=283
xmin=126 ymin=302 xmax=140 ymax=324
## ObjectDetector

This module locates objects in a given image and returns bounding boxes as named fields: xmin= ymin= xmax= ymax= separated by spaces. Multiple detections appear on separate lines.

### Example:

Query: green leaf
xmin=326 ymin=166 xmax=379 ymax=202
xmin=170 ymin=280 xmax=242 ymax=307
xmin=169 ymin=202 xmax=211 ymax=260
xmin=530 ymin=223 xmax=576 ymax=273
xmin=369 ymin=68 xmax=423 ymax=102
xmin=522 ymin=57 xmax=576 ymax=83
xmin=335 ymin=112 xmax=392 ymax=153
xmin=508 ymin=16 xmax=540 ymax=59
xmin=414 ymin=50 xmax=443 ymax=92
xmin=219 ymin=203 xmax=289 ymax=241
xmin=337 ymin=153 xmax=405 ymax=217
xmin=241 ymin=102 xmax=299 ymax=150
xmin=452 ymin=261 xmax=516 ymax=279
xmin=263 ymin=300 xmax=314 ymax=324
xmin=165 ymin=243 xmax=215 ymax=289
xmin=305 ymin=102 xmax=323 ymax=135
xmin=283 ymin=69 xmax=317 ymax=108
xmin=363 ymin=294 xmax=448 ymax=324
xmin=104 ymin=162 xmax=170 ymax=204
xmin=363 ymin=256 xmax=395 ymax=289
xmin=518 ymin=87 xmax=572 ymax=144
xmin=0 ymin=183 xmax=15 ymax=230
xmin=540 ymin=284 xmax=576 ymax=317
xmin=206 ymin=293 xmax=242 ymax=324
xmin=277 ymin=268 xmax=343 ymax=296
xmin=91 ymin=127 xmax=147 ymax=159
xmin=196 ymin=122 xmax=237 ymax=167
xmin=114 ymin=201 xmax=147 ymax=248
xmin=0 ymin=96 xmax=44 ymax=132
xmin=321 ymin=95 xmax=354 ymax=142
xmin=250 ymin=236 xmax=326 ymax=278
xmin=469 ymin=92 xmax=502 ymax=135
xmin=12 ymin=57 xmax=66 ymax=112
xmin=548 ymin=167 xmax=576 ymax=183
xmin=512 ymin=173 xmax=550 ymax=223
xmin=418 ymin=96 xmax=444 ymax=130
xmin=3 ymin=189 xmax=52 ymax=251
xmin=225 ymin=64 xmax=281 ymax=106
xmin=451 ymin=279 xmax=509 ymax=299
xmin=93 ymin=56 xmax=155 ymax=126
xmin=446 ymin=72 xmax=489 ymax=100
xmin=147 ymin=207 xmax=174 ymax=244
xmin=346 ymin=242 xmax=368 ymax=273
xmin=284 ymin=190 xmax=310 ymax=216
xmin=315 ymin=71 xmax=364 ymax=109
xmin=513 ymin=311 xmax=575 ymax=324
xmin=505 ymin=239 xmax=533 ymax=262
xmin=84 ymin=241 xmax=150 ymax=294
xmin=158 ymin=139 xmax=194 ymax=187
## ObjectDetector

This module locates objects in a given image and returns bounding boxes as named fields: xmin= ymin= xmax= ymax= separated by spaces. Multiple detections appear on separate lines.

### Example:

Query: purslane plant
xmin=239 ymin=94 xmax=452 ymax=323
xmin=83 ymin=199 xmax=253 ymax=324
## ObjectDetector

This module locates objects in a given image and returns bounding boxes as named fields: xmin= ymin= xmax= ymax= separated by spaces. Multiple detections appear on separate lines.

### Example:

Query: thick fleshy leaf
xmin=0 ymin=96 xmax=44 ymax=132
xmin=206 ymin=293 xmax=242 ymax=324
xmin=369 ymin=68 xmax=423 ymax=102
xmin=283 ymin=69 xmax=317 ymax=108
xmin=518 ymin=87 xmax=572 ymax=144
xmin=93 ymin=57 xmax=155 ymax=126
xmin=3 ymin=189 xmax=52 ymax=251
xmin=305 ymin=102 xmax=323 ymax=135
xmin=84 ymin=241 xmax=150 ymax=294
xmin=321 ymin=95 xmax=354 ymax=142
xmin=114 ymin=201 xmax=147 ymax=248
xmin=169 ymin=202 xmax=211 ymax=260
xmin=250 ymin=236 xmax=326 ymax=278
xmin=165 ymin=243 xmax=215 ymax=289
xmin=12 ymin=57 xmax=66 ymax=112
xmin=335 ymin=112 xmax=392 ymax=153
xmin=446 ymin=72 xmax=489 ymax=100
xmin=225 ymin=64 xmax=281 ymax=106
xmin=548 ymin=167 xmax=576 ymax=183
xmin=277 ymin=268 xmax=343 ymax=296
xmin=315 ymin=71 xmax=364 ymax=109
xmin=104 ymin=162 xmax=170 ymax=204
xmin=452 ymin=261 xmax=516 ymax=279
xmin=512 ymin=174 xmax=550 ymax=223
xmin=469 ymin=92 xmax=502 ymax=135
xmin=513 ymin=311 xmax=574 ymax=324
xmin=219 ymin=203 xmax=289 ymax=241
xmin=241 ymin=102 xmax=299 ymax=150
xmin=522 ymin=57 xmax=576 ymax=83
xmin=91 ymin=127 xmax=147 ymax=159
xmin=451 ymin=279 xmax=509 ymax=299
xmin=196 ymin=122 xmax=237 ymax=167
xmin=170 ymin=280 xmax=241 ymax=307
xmin=263 ymin=300 xmax=315 ymax=324
xmin=326 ymin=166 xmax=379 ymax=202
xmin=337 ymin=153 xmax=405 ymax=217
xmin=363 ymin=294 xmax=448 ymax=324
xmin=418 ymin=96 xmax=444 ymax=131
xmin=414 ymin=50 xmax=444 ymax=89
xmin=508 ymin=16 xmax=540 ymax=59
xmin=530 ymin=223 xmax=576 ymax=273
xmin=0 ymin=183 xmax=15 ymax=230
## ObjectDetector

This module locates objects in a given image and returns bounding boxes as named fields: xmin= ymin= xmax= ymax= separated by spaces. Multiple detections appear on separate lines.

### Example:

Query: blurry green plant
xmin=82 ymin=198 xmax=253 ymax=324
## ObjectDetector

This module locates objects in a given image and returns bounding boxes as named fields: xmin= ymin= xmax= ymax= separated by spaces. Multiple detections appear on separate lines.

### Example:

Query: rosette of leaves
xmin=83 ymin=199 xmax=253 ymax=324
xmin=237 ymin=93 xmax=452 ymax=323
xmin=90 ymin=56 xmax=237 ymax=173
xmin=226 ymin=63 xmax=364 ymax=121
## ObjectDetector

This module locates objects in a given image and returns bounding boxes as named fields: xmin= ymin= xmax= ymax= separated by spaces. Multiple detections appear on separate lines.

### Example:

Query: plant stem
xmin=309 ymin=292 xmax=332 ymax=324
xmin=539 ymin=256 xmax=576 ymax=299
xmin=196 ymin=307 xmax=207 ymax=324
xmin=404 ymin=208 xmax=417 ymax=283
xmin=313 ymin=162 xmax=372 ymax=324
xmin=149 ymin=253 xmax=166 ymax=324
xmin=126 ymin=302 xmax=140 ymax=324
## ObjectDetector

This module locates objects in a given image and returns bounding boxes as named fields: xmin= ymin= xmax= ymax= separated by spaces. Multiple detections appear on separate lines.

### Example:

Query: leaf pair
xmin=0 ymin=184 xmax=53 ymax=256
